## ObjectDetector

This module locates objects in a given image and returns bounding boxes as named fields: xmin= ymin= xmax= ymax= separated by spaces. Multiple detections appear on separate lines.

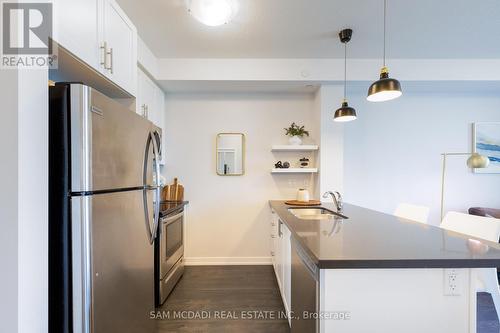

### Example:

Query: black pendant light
xmin=367 ymin=0 xmax=402 ymax=102
xmin=334 ymin=28 xmax=357 ymax=122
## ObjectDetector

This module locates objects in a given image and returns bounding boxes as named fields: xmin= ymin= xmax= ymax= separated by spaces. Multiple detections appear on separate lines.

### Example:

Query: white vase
xmin=289 ymin=136 xmax=302 ymax=145
xmin=297 ymin=189 xmax=310 ymax=202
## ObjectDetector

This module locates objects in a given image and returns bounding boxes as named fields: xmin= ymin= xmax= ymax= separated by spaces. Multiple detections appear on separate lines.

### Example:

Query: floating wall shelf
xmin=271 ymin=145 xmax=319 ymax=152
xmin=271 ymin=168 xmax=318 ymax=174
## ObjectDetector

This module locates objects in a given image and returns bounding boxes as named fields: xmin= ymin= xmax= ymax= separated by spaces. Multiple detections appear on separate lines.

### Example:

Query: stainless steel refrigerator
xmin=49 ymin=83 xmax=161 ymax=333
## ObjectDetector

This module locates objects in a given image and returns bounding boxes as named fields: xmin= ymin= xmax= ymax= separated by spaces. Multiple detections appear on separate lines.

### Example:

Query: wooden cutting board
xmin=162 ymin=178 xmax=184 ymax=201
xmin=285 ymin=200 xmax=321 ymax=206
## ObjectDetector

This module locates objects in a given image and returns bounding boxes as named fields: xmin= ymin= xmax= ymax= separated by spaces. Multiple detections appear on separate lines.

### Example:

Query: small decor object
xmin=297 ymin=189 xmax=310 ymax=202
xmin=474 ymin=122 xmax=500 ymax=174
xmin=299 ymin=157 xmax=310 ymax=168
xmin=216 ymin=133 xmax=245 ymax=176
xmin=282 ymin=161 xmax=290 ymax=169
xmin=284 ymin=122 xmax=310 ymax=145
xmin=274 ymin=161 xmax=283 ymax=168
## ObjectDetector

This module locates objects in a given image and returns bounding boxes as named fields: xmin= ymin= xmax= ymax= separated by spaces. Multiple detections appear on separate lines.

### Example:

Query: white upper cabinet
xmin=137 ymin=68 xmax=165 ymax=128
xmin=154 ymin=84 xmax=165 ymax=128
xmin=137 ymin=69 xmax=156 ymax=119
xmin=54 ymin=0 xmax=100 ymax=69
xmin=53 ymin=0 xmax=137 ymax=96
xmin=100 ymin=0 xmax=137 ymax=96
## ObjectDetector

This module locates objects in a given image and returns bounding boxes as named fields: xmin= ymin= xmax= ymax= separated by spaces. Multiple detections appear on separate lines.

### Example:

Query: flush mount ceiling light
xmin=334 ymin=29 xmax=357 ymax=123
xmin=367 ymin=0 xmax=402 ymax=102
xmin=186 ymin=0 xmax=238 ymax=26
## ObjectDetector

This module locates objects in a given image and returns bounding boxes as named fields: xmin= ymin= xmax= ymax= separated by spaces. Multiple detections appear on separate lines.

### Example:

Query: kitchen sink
xmin=288 ymin=208 xmax=348 ymax=220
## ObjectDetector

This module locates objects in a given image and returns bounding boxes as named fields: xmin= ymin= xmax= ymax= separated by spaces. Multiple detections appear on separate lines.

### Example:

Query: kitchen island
xmin=269 ymin=201 xmax=500 ymax=333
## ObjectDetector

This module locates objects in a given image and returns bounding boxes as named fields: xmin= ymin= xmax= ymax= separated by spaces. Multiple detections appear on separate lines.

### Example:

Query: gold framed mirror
xmin=216 ymin=133 xmax=245 ymax=176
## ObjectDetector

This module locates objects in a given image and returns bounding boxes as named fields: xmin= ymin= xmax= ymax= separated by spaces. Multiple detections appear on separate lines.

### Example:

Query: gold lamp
xmin=440 ymin=152 xmax=490 ymax=220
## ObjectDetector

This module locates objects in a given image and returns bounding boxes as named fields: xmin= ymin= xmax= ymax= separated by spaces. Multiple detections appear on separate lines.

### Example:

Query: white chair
xmin=394 ymin=203 xmax=430 ymax=224
xmin=441 ymin=211 xmax=500 ymax=318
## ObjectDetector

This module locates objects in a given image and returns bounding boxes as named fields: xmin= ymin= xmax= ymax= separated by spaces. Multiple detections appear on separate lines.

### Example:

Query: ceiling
xmin=157 ymin=80 xmax=321 ymax=94
xmin=158 ymin=80 xmax=500 ymax=95
xmin=116 ymin=0 xmax=500 ymax=59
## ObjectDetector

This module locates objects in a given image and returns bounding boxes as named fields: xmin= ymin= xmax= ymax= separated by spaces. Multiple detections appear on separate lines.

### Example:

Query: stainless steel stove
xmin=155 ymin=202 xmax=186 ymax=306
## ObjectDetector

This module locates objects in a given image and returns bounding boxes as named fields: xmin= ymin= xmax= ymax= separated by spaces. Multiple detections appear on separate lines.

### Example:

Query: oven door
xmin=160 ymin=210 xmax=184 ymax=279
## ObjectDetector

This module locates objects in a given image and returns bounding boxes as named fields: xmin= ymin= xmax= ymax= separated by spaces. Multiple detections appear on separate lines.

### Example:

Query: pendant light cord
xmin=344 ymin=42 xmax=347 ymax=99
xmin=383 ymin=0 xmax=387 ymax=67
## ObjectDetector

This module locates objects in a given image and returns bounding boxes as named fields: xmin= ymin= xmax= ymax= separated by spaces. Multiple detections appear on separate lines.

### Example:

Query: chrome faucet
xmin=322 ymin=191 xmax=343 ymax=212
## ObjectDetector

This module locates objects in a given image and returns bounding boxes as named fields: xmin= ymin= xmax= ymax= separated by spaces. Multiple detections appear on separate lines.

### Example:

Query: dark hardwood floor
xmin=478 ymin=292 xmax=500 ymax=333
xmin=157 ymin=266 xmax=290 ymax=333
xmin=156 ymin=265 xmax=499 ymax=333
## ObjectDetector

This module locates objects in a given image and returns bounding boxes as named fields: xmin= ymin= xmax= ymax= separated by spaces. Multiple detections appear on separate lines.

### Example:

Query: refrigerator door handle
xmin=143 ymin=191 xmax=154 ymax=244
xmin=151 ymin=131 xmax=161 ymax=241
xmin=143 ymin=131 xmax=161 ymax=244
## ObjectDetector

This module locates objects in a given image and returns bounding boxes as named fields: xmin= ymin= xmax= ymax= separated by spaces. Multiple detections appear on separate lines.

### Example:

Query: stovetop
xmin=159 ymin=201 xmax=189 ymax=218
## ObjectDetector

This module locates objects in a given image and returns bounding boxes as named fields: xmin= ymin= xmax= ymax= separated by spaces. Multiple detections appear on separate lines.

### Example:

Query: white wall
xmin=17 ymin=69 xmax=49 ymax=333
xmin=343 ymin=88 xmax=500 ymax=224
xmin=0 ymin=68 xmax=48 ymax=332
xmin=163 ymin=92 xmax=318 ymax=263
xmin=315 ymin=85 xmax=345 ymax=197
xmin=0 ymin=66 xmax=19 ymax=333
xmin=162 ymin=84 xmax=500 ymax=260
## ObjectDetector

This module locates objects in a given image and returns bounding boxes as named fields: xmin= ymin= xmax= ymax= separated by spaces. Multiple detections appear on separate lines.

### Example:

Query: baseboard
xmin=184 ymin=256 xmax=272 ymax=266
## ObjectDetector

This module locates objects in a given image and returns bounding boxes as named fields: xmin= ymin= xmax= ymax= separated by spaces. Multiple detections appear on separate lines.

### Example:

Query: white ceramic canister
xmin=297 ymin=189 xmax=310 ymax=202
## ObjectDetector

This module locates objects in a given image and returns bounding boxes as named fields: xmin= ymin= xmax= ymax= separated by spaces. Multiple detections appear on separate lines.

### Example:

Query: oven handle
xmin=162 ymin=211 xmax=184 ymax=226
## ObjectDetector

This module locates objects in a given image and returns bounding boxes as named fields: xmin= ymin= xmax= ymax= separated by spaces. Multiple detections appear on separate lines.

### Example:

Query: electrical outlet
xmin=444 ymin=269 xmax=462 ymax=296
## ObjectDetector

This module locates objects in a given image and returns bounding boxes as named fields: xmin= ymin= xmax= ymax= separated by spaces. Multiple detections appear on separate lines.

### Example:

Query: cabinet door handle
xmin=100 ymin=42 xmax=108 ymax=69
xmin=107 ymin=47 xmax=114 ymax=74
xmin=278 ymin=220 xmax=283 ymax=237
xmin=145 ymin=105 xmax=149 ymax=118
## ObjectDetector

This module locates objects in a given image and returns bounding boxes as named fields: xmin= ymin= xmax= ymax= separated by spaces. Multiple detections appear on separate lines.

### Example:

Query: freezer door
xmin=69 ymin=84 xmax=158 ymax=192
xmin=72 ymin=190 xmax=157 ymax=333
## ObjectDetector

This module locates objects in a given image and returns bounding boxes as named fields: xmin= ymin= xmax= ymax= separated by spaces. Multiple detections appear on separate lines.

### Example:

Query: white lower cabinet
xmin=270 ymin=209 xmax=292 ymax=322
xmin=270 ymin=210 xmax=280 ymax=276
xmin=282 ymin=224 xmax=291 ymax=316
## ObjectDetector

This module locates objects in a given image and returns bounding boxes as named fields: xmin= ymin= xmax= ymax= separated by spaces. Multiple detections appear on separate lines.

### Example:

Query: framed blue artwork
xmin=473 ymin=122 xmax=500 ymax=174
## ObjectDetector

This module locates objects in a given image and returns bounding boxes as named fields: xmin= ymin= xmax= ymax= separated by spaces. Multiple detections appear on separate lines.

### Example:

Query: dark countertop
xmin=270 ymin=201 xmax=500 ymax=269
xmin=160 ymin=201 xmax=189 ymax=218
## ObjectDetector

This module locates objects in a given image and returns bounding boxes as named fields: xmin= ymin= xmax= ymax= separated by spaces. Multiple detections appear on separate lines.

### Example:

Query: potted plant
xmin=284 ymin=122 xmax=310 ymax=145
